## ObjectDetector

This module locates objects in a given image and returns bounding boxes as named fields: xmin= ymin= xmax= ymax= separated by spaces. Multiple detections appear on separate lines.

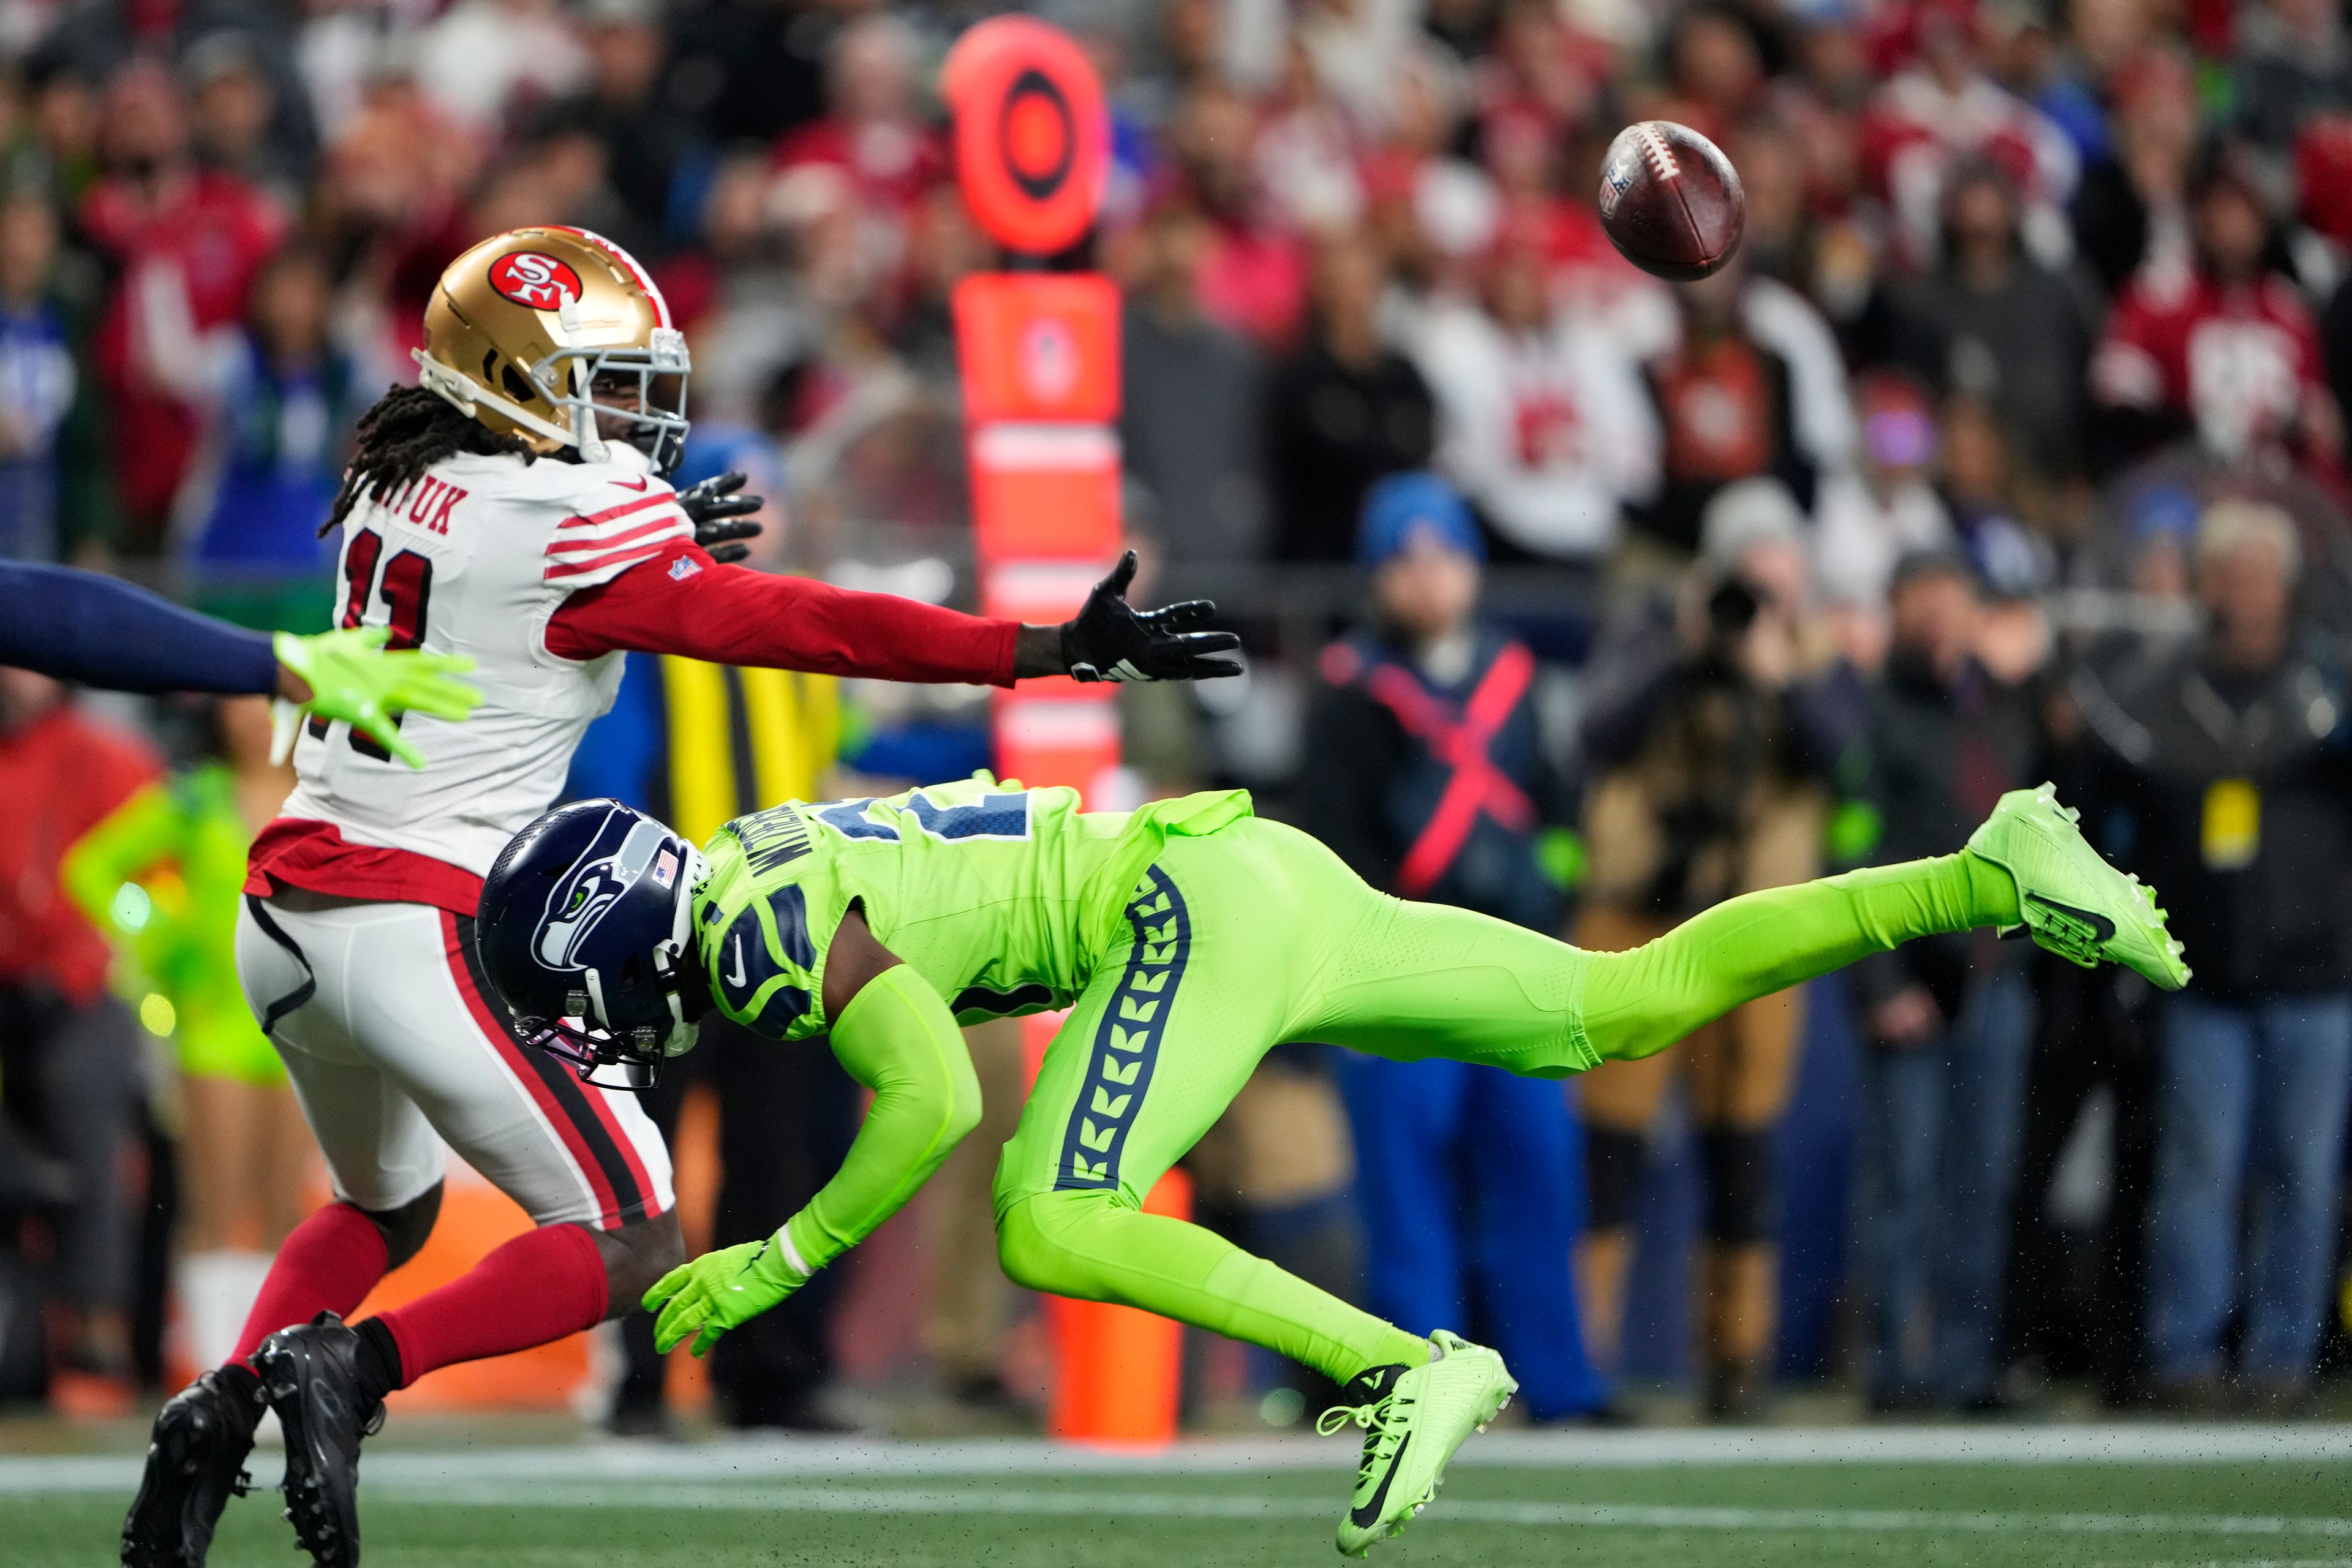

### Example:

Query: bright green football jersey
xmin=691 ymin=777 xmax=1253 ymax=1041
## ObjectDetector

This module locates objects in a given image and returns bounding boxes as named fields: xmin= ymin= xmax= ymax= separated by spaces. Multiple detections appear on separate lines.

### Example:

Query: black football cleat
xmin=122 ymin=1368 xmax=265 ymax=1567
xmin=253 ymin=1314 xmax=383 ymax=1567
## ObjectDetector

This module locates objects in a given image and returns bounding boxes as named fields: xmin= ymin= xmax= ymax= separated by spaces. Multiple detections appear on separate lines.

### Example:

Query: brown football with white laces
xmin=1596 ymin=120 xmax=1745 ymax=281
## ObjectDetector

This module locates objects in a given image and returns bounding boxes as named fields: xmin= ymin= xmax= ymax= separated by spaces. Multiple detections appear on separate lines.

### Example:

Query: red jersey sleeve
xmin=544 ymin=545 xmax=1023 ymax=687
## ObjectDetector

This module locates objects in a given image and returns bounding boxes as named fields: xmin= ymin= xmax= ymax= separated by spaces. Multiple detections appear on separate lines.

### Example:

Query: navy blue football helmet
xmin=476 ymin=799 xmax=707 ymax=1090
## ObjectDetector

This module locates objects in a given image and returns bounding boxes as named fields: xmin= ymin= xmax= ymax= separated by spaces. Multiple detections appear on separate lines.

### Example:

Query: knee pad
xmin=1585 ymin=1126 xmax=1646 ymax=1232
xmin=1698 ymin=1129 xmax=1776 ymax=1246
xmin=362 ymin=1181 xmax=443 ymax=1272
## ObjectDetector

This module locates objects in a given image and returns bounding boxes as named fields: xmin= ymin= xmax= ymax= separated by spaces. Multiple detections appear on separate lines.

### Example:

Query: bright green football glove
xmin=645 ymin=1234 xmax=809 ymax=1357
xmin=273 ymin=628 xmax=480 ymax=770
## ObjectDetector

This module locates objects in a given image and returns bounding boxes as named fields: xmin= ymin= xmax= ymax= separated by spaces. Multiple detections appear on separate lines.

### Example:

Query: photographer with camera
xmin=1573 ymin=480 xmax=1860 ymax=1419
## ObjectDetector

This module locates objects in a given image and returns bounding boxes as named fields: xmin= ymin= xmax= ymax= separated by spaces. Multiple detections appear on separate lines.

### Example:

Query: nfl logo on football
xmin=1600 ymin=162 xmax=1632 ymax=218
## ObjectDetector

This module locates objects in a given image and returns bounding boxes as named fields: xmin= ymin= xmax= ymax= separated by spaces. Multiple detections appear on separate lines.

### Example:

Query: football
xmin=1596 ymin=119 xmax=1746 ymax=281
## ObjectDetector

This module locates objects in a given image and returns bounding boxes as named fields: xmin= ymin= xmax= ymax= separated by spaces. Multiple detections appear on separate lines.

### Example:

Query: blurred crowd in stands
xmin=4 ymin=0 xmax=2352 ymax=1427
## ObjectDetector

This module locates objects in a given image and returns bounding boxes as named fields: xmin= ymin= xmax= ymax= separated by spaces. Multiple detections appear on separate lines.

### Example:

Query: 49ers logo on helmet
xmin=488 ymin=251 xmax=584 ymax=311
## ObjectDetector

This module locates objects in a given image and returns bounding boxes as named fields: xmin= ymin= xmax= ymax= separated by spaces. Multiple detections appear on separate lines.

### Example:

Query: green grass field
xmin=8 ymin=1428 xmax=2351 ymax=1567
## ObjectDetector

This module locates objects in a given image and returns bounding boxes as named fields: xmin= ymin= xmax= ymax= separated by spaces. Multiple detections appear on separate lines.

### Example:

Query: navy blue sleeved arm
xmin=0 ymin=562 xmax=281 ymax=695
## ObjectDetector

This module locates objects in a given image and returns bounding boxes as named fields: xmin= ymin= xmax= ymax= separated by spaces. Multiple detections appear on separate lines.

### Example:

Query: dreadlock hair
xmin=324 ymin=383 xmax=538 ymax=534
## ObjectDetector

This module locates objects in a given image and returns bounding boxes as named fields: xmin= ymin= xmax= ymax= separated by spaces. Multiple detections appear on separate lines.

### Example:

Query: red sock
xmin=230 ymin=1202 xmax=390 ymax=1364
xmin=372 ymin=1224 xmax=608 ymax=1387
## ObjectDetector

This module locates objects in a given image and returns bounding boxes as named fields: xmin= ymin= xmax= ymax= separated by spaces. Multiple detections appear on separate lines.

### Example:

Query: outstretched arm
xmin=548 ymin=548 xmax=1240 ymax=688
xmin=0 ymin=562 xmax=480 ymax=767
xmin=550 ymin=548 xmax=1026 ymax=684
xmin=1 ymin=561 xmax=283 ymax=695
xmin=645 ymin=910 xmax=981 ymax=1355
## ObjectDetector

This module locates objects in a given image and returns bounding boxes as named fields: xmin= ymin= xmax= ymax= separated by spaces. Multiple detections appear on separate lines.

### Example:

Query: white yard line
xmin=4 ymin=1424 xmax=2350 ymax=1498
xmin=254 ymin=1482 xmax=2352 ymax=1539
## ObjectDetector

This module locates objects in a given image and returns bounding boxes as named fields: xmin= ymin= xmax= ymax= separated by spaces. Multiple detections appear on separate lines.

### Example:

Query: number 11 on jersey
xmin=307 ymin=525 xmax=435 ymax=760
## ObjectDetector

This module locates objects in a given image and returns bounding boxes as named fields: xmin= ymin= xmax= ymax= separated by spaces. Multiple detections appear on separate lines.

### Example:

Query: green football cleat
xmin=1966 ymin=782 xmax=2190 ymax=990
xmin=1319 ymin=1330 xmax=1516 ymax=1556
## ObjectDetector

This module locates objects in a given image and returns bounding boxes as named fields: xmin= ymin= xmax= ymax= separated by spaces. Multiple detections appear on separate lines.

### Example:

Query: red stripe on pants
xmin=437 ymin=911 xmax=654 ymax=1228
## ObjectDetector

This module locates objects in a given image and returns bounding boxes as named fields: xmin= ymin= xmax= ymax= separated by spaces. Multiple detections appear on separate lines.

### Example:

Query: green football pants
xmin=992 ymin=817 xmax=2017 ymax=1385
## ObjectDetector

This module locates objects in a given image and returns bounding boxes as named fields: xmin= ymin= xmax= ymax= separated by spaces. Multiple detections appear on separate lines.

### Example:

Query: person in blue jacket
xmin=172 ymin=244 xmax=361 ymax=634
xmin=1297 ymin=472 xmax=1608 ymax=1422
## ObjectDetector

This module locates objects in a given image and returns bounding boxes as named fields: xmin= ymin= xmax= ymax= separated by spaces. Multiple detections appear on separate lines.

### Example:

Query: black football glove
xmin=1061 ymin=551 xmax=1243 ymax=683
xmin=676 ymin=470 xmax=765 ymax=565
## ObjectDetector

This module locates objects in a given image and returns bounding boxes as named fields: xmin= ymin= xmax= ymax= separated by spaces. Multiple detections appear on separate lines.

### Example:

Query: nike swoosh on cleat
xmin=2024 ymin=892 xmax=2117 ymax=943
xmin=1351 ymin=1433 xmax=1410 ymax=1529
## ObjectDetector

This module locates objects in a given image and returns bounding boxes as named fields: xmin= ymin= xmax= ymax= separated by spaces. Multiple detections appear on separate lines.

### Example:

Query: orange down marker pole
xmin=946 ymin=17 xmax=1189 ymax=1446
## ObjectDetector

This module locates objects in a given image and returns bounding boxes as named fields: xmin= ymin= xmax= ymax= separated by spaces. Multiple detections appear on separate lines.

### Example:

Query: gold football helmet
xmin=415 ymin=225 xmax=690 ymax=472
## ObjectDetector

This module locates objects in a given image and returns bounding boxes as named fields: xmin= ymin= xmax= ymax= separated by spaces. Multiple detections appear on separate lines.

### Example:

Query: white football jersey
xmin=279 ymin=450 xmax=693 ymax=876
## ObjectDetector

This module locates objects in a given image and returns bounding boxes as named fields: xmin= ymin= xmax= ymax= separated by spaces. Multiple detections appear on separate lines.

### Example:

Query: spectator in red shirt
xmin=772 ymin=12 xmax=944 ymax=208
xmin=1470 ymin=0 xmax=1605 ymax=153
xmin=1474 ymin=100 xmax=1662 ymax=338
xmin=0 ymin=668 xmax=160 ymax=1400
xmin=79 ymin=58 xmax=286 ymax=551
xmin=1254 ymin=35 xmax=1366 ymax=236
xmin=1355 ymin=41 xmax=1466 ymax=271
xmin=1161 ymin=80 xmax=1310 ymax=352
xmin=772 ymin=12 xmax=946 ymax=298
xmin=1634 ymin=254 xmax=1856 ymax=562
xmin=2091 ymin=162 xmax=2341 ymax=477
xmin=1861 ymin=1 xmax=2078 ymax=274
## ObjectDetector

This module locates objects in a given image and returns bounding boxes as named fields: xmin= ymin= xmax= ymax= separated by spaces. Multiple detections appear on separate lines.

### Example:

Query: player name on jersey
xmin=733 ymin=802 xmax=814 ymax=875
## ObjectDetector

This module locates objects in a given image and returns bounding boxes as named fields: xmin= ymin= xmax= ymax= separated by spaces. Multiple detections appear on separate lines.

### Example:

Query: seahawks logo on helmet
xmin=479 ymin=799 xmax=709 ymax=1091
xmin=535 ymin=818 xmax=675 ymax=973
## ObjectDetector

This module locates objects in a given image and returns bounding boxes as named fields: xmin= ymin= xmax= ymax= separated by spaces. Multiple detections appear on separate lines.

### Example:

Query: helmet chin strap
xmin=581 ymin=967 xmax=614 ymax=1032
xmin=567 ymin=355 xmax=612 ymax=464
